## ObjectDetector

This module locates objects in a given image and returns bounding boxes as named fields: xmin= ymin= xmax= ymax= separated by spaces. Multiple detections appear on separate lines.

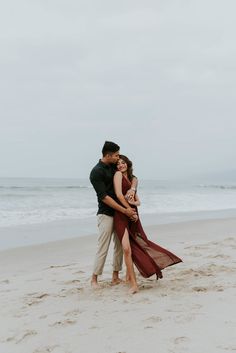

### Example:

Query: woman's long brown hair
xmin=118 ymin=155 xmax=134 ymax=182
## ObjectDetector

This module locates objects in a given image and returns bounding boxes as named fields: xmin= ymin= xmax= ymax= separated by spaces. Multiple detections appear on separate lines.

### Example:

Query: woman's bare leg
xmin=125 ymin=271 xmax=130 ymax=283
xmin=122 ymin=229 xmax=138 ymax=294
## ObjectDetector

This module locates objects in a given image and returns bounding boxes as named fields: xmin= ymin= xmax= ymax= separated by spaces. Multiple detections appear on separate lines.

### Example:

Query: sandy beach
xmin=0 ymin=216 xmax=236 ymax=353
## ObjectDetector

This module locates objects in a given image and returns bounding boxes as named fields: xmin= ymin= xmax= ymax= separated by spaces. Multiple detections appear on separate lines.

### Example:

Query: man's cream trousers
xmin=93 ymin=214 xmax=123 ymax=275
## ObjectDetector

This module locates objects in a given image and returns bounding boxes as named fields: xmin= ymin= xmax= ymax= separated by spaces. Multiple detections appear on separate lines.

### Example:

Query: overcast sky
xmin=0 ymin=0 xmax=235 ymax=180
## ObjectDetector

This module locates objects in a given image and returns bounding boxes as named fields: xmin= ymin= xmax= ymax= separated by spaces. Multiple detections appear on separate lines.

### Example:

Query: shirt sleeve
xmin=90 ymin=169 xmax=108 ymax=201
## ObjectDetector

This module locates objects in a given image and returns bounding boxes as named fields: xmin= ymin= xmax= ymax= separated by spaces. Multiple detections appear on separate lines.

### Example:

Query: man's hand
xmin=124 ymin=207 xmax=137 ymax=218
xmin=124 ymin=207 xmax=138 ymax=222
xmin=130 ymin=214 xmax=138 ymax=222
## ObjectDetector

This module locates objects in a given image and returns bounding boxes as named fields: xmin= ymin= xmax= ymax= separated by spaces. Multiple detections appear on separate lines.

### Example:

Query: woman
xmin=113 ymin=155 xmax=182 ymax=294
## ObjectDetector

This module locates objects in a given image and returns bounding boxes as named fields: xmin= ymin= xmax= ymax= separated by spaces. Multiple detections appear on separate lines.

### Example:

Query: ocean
xmin=1 ymin=177 xmax=236 ymax=228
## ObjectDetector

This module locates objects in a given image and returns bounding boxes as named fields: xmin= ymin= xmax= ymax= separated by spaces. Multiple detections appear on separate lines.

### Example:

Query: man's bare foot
xmin=128 ymin=286 xmax=139 ymax=294
xmin=91 ymin=281 xmax=100 ymax=289
xmin=111 ymin=278 xmax=124 ymax=285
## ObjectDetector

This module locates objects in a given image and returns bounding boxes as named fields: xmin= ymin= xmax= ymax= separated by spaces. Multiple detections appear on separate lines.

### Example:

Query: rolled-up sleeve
xmin=90 ymin=169 xmax=107 ymax=202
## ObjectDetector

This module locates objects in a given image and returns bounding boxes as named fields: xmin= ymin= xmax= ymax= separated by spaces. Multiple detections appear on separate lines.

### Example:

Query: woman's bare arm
xmin=113 ymin=171 xmax=132 ymax=208
xmin=134 ymin=193 xmax=141 ymax=206
xmin=125 ymin=176 xmax=138 ymax=200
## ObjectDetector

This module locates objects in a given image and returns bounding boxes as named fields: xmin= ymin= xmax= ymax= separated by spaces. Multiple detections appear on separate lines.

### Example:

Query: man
xmin=90 ymin=141 xmax=138 ymax=288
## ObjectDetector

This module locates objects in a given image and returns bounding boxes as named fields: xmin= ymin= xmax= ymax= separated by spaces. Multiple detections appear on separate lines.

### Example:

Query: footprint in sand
xmin=174 ymin=336 xmax=190 ymax=344
xmin=224 ymin=237 xmax=236 ymax=243
xmin=64 ymin=309 xmax=81 ymax=318
xmin=61 ymin=287 xmax=83 ymax=296
xmin=26 ymin=278 xmax=42 ymax=282
xmin=178 ymin=269 xmax=196 ymax=277
xmin=207 ymin=254 xmax=230 ymax=260
xmin=73 ymin=270 xmax=85 ymax=274
xmin=58 ymin=288 xmax=67 ymax=297
xmin=140 ymin=284 xmax=155 ymax=290
xmin=27 ymin=292 xmax=41 ymax=296
xmin=208 ymin=241 xmax=221 ymax=246
xmin=6 ymin=330 xmax=37 ymax=343
xmin=217 ymin=345 xmax=236 ymax=351
xmin=211 ymin=285 xmax=224 ymax=292
xmin=0 ymin=288 xmax=13 ymax=293
xmin=48 ymin=263 xmax=77 ymax=269
xmin=33 ymin=345 xmax=60 ymax=353
xmin=137 ymin=297 xmax=151 ymax=304
xmin=188 ymin=252 xmax=202 ymax=257
xmin=0 ymin=279 xmax=10 ymax=284
xmin=13 ymin=312 xmax=29 ymax=318
xmin=28 ymin=293 xmax=50 ymax=299
xmin=144 ymin=315 xmax=162 ymax=323
xmin=192 ymin=284 xmax=225 ymax=292
xmin=185 ymin=244 xmax=208 ymax=250
xmin=174 ymin=314 xmax=196 ymax=324
xmin=192 ymin=286 xmax=208 ymax=292
xmin=49 ymin=319 xmax=76 ymax=327
xmin=205 ymin=264 xmax=232 ymax=273
xmin=63 ymin=279 xmax=81 ymax=285
xmin=192 ymin=303 xmax=203 ymax=310
xmin=122 ymin=299 xmax=130 ymax=304
xmin=198 ymin=269 xmax=214 ymax=277
xmin=39 ymin=315 xmax=48 ymax=319
xmin=26 ymin=293 xmax=50 ymax=306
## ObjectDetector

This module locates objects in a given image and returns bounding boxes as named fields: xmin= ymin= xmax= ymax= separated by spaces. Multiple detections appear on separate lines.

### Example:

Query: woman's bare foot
xmin=128 ymin=286 xmax=139 ymax=294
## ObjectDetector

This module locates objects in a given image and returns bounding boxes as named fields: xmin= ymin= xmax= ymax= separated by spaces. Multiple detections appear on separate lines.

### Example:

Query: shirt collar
xmin=99 ymin=159 xmax=111 ymax=168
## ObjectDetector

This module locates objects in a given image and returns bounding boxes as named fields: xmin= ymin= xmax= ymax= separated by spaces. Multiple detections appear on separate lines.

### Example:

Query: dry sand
xmin=0 ymin=216 xmax=236 ymax=353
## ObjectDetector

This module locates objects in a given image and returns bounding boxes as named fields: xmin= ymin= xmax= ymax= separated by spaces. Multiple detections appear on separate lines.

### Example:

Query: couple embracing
xmin=90 ymin=141 xmax=182 ymax=294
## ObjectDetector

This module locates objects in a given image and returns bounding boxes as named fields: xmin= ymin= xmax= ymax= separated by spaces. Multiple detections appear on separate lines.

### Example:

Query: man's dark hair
xmin=102 ymin=141 xmax=120 ymax=156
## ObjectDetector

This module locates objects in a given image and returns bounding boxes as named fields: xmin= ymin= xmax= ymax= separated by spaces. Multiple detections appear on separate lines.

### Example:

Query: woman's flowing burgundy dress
xmin=114 ymin=176 xmax=182 ymax=279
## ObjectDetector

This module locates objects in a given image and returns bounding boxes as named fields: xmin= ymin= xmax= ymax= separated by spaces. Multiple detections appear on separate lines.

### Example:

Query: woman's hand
xmin=125 ymin=189 xmax=135 ymax=201
xmin=128 ymin=197 xmax=136 ymax=206
xmin=126 ymin=195 xmax=140 ymax=207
